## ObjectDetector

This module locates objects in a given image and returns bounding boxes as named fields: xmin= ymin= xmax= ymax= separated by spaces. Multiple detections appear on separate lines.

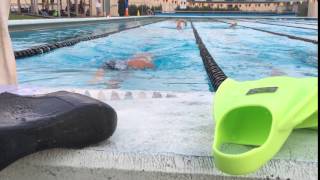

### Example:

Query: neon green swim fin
xmin=212 ymin=76 xmax=318 ymax=175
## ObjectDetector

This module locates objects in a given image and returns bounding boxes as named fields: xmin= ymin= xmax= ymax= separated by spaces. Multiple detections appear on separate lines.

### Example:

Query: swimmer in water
xmin=229 ymin=21 xmax=238 ymax=28
xmin=92 ymin=53 xmax=155 ymax=84
xmin=103 ymin=54 xmax=154 ymax=70
xmin=176 ymin=19 xmax=187 ymax=30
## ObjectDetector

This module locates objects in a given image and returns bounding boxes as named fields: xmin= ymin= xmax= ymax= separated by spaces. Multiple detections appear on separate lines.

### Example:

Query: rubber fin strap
xmin=191 ymin=21 xmax=227 ymax=92
xmin=14 ymin=19 xmax=164 ymax=59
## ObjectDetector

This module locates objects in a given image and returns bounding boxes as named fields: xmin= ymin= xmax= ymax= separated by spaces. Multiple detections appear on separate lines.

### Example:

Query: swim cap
xmin=103 ymin=60 xmax=128 ymax=70
xmin=104 ymin=61 xmax=117 ymax=70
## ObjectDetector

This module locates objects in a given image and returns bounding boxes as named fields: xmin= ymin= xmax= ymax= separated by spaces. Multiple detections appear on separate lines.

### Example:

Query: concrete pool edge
xmin=9 ymin=16 xmax=318 ymax=32
xmin=0 ymin=149 xmax=317 ymax=180
xmin=9 ymin=16 xmax=317 ymax=26
xmin=0 ymin=87 xmax=318 ymax=180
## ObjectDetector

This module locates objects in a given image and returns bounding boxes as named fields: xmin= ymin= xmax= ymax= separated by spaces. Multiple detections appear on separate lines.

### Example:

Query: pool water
xmin=16 ymin=21 xmax=210 ymax=91
xmin=247 ymin=19 xmax=318 ymax=29
xmin=270 ymin=19 xmax=318 ymax=26
xmin=193 ymin=22 xmax=318 ymax=81
xmin=234 ymin=20 xmax=318 ymax=40
xmin=10 ymin=19 xmax=156 ymax=50
xmin=13 ymin=19 xmax=318 ymax=92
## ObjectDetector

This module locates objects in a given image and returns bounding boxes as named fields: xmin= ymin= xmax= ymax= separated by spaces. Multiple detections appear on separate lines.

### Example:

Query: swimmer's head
xmin=103 ymin=60 xmax=128 ymax=70
xmin=103 ymin=60 xmax=117 ymax=70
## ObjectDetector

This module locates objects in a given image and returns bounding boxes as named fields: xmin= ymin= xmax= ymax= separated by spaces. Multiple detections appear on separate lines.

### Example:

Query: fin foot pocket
xmin=213 ymin=77 xmax=318 ymax=175
xmin=217 ymin=106 xmax=272 ymax=148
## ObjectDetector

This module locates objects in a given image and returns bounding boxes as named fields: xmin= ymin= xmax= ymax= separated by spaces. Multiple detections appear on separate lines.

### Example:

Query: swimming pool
xmin=193 ymin=21 xmax=318 ymax=80
xmin=12 ymin=18 xmax=318 ymax=92
xmin=155 ymin=12 xmax=295 ymax=17
xmin=234 ymin=20 xmax=318 ymax=40
xmin=15 ymin=21 xmax=210 ymax=91
xmin=10 ymin=18 xmax=157 ymax=50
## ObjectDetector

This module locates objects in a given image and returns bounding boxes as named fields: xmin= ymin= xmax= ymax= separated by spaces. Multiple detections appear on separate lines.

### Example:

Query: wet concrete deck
xmin=0 ymin=87 xmax=318 ymax=180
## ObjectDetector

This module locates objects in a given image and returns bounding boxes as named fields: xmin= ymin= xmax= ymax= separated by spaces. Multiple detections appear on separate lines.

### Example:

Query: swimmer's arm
xmin=0 ymin=0 xmax=17 ymax=85
xmin=90 ymin=68 xmax=105 ymax=84
xmin=147 ymin=63 xmax=155 ymax=69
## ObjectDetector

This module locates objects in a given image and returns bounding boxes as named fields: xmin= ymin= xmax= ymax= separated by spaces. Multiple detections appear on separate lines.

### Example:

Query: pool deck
xmin=0 ymin=87 xmax=318 ymax=180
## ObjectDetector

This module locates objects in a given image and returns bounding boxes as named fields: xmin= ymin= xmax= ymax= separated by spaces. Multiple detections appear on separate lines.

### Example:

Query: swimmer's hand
xmin=90 ymin=69 xmax=105 ymax=84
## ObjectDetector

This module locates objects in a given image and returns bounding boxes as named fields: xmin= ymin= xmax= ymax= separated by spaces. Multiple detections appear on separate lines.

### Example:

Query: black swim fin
xmin=0 ymin=91 xmax=117 ymax=170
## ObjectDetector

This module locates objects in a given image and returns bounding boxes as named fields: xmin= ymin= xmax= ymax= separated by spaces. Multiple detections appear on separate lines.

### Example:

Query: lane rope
xmin=191 ymin=21 xmax=227 ymax=92
xmin=217 ymin=20 xmax=318 ymax=44
xmin=236 ymin=19 xmax=318 ymax=31
xmin=14 ymin=19 xmax=164 ymax=59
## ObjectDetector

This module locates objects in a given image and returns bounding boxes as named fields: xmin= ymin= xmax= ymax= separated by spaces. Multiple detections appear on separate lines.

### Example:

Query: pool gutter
xmin=9 ymin=16 xmax=318 ymax=32
xmin=9 ymin=16 xmax=154 ymax=32
xmin=155 ymin=15 xmax=318 ymax=20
